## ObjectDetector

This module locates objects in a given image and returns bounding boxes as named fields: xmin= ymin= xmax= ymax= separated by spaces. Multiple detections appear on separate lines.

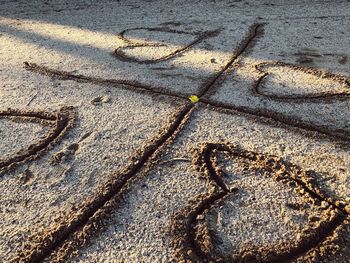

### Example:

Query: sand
xmin=0 ymin=0 xmax=349 ymax=262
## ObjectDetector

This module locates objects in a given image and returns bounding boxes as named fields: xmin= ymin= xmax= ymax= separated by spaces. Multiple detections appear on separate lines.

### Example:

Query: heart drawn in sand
xmin=113 ymin=26 xmax=220 ymax=64
xmin=171 ymin=143 xmax=345 ymax=263
xmin=254 ymin=62 xmax=350 ymax=102
xmin=0 ymin=107 xmax=74 ymax=175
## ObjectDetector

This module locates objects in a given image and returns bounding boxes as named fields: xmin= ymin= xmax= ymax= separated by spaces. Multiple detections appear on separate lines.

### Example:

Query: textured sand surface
xmin=0 ymin=0 xmax=349 ymax=262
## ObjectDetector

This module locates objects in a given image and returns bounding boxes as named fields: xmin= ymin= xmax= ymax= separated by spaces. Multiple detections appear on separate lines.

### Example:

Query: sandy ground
xmin=0 ymin=0 xmax=349 ymax=262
